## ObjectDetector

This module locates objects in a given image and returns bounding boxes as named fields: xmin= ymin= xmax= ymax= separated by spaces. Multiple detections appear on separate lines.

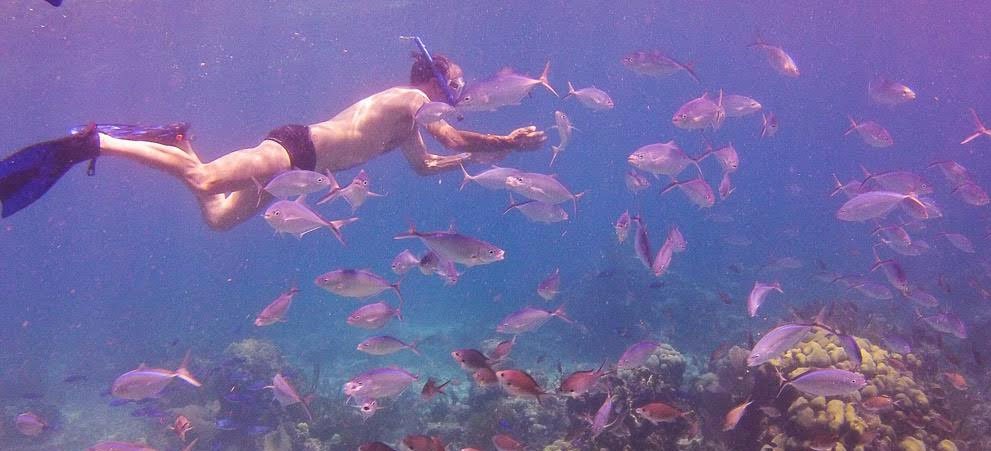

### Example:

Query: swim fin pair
xmin=0 ymin=122 xmax=189 ymax=218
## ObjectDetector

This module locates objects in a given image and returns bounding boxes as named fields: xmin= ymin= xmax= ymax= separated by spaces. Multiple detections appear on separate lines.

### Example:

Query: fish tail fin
xmin=251 ymin=176 xmax=266 ymax=207
xmin=660 ymin=180 xmax=681 ymax=195
xmin=550 ymin=145 xmax=561 ymax=167
xmin=539 ymin=61 xmax=558 ymax=97
xmin=315 ymin=171 xmax=343 ymax=205
xmin=760 ymin=113 xmax=769 ymax=138
xmin=828 ymin=174 xmax=845 ymax=197
xmin=844 ymin=116 xmax=859 ymax=136
xmin=394 ymin=305 xmax=404 ymax=322
xmin=901 ymin=194 xmax=929 ymax=219
xmin=458 ymin=162 xmax=473 ymax=191
xmin=301 ymin=400 xmax=314 ymax=423
xmin=175 ymin=351 xmax=202 ymax=388
xmin=961 ymin=109 xmax=989 ymax=144
xmin=565 ymin=81 xmax=576 ymax=99
xmin=682 ymin=60 xmax=701 ymax=83
xmin=392 ymin=280 xmax=405 ymax=312
xmin=327 ymin=217 xmax=358 ymax=245
xmin=553 ymin=304 xmax=575 ymax=324
xmin=407 ymin=340 xmax=422 ymax=356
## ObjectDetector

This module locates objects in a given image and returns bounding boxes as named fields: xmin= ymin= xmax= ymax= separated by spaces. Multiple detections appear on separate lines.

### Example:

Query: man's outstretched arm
xmin=425 ymin=121 xmax=546 ymax=154
xmin=401 ymin=129 xmax=472 ymax=176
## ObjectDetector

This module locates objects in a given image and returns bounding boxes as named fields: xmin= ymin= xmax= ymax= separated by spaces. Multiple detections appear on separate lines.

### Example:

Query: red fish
xmin=472 ymin=367 xmax=498 ymax=386
xmin=111 ymin=351 xmax=201 ymax=400
xmin=269 ymin=373 xmax=313 ymax=421
xmin=400 ymin=434 xmax=446 ymax=451
xmin=492 ymin=434 xmax=526 ymax=451
xmin=169 ymin=415 xmax=193 ymax=441
xmin=557 ymin=362 xmax=611 ymax=398
xmin=86 ymin=442 xmax=158 ymax=451
xmin=943 ymin=372 xmax=968 ymax=390
xmin=723 ymin=400 xmax=752 ymax=431
xmin=421 ymin=378 xmax=450 ymax=401
xmin=254 ymin=286 xmax=299 ymax=326
xmin=488 ymin=336 xmax=516 ymax=362
xmin=636 ymin=402 xmax=687 ymax=425
xmin=496 ymin=369 xmax=550 ymax=404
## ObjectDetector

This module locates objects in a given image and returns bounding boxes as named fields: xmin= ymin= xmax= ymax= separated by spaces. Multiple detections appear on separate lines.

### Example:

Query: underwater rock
xmin=224 ymin=339 xmax=286 ymax=375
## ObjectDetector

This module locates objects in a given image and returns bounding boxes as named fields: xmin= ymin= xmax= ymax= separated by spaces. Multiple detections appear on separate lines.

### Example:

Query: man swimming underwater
xmin=0 ymin=50 xmax=545 ymax=229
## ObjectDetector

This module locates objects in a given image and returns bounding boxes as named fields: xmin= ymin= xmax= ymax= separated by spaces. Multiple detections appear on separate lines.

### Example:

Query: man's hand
xmin=505 ymin=126 xmax=546 ymax=151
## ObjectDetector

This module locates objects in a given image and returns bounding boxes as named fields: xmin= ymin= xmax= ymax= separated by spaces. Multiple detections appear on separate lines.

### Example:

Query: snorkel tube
xmin=400 ymin=35 xmax=460 ymax=106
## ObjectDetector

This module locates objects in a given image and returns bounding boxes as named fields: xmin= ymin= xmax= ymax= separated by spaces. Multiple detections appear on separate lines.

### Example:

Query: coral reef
xmin=746 ymin=329 xmax=959 ymax=451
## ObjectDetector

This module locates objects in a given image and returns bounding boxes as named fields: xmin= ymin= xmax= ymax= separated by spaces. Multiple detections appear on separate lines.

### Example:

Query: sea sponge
xmin=899 ymin=436 xmax=926 ymax=451
xmin=826 ymin=399 xmax=846 ymax=432
xmin=542 ymin=439 xmax=581 ymax=451
xmin=936 ymin=439 xmax=958 ymax=451
xmin=224 ymin=338 xmax=286 ymax=375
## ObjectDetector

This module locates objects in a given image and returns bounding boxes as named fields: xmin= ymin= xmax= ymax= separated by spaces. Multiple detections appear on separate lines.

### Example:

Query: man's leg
xmin=99 ymin=135 xmax=290 ymax=229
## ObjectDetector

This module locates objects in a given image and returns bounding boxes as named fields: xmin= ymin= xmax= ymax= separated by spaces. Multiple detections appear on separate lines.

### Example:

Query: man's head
xmin=410 ymin=53 xmax=464 ymax=103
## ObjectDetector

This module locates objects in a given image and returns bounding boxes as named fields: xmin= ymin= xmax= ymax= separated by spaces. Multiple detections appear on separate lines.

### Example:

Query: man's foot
xmin=70 ymin=122 xmax=190 ymax=147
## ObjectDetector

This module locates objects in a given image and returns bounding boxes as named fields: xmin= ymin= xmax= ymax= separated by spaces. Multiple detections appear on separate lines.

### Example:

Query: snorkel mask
xmin=401 ymin=35 xmax=462 ymax=106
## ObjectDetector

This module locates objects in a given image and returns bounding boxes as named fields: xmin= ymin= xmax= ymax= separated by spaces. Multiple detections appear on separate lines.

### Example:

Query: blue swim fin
xmin=0 ymin=125 xmax=99 ymax=218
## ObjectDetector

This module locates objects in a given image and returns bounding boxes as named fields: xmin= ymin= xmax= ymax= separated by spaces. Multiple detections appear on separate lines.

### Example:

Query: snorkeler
xmin=0 ymin=47 xmax=546 ymax=228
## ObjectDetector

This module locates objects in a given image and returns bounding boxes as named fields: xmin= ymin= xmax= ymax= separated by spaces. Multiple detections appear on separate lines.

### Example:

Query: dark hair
xmin=410 ymin=53 xmax=452 ymax=85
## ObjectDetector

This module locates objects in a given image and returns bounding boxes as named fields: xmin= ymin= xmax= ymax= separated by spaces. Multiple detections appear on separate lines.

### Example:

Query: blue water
xmin=1 ymin=1 xmax=989 ymax=450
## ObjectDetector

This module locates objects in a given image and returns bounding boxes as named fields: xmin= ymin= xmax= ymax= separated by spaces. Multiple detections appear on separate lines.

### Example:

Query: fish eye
xmin=274 ymin=210 xmax=281 ymax=216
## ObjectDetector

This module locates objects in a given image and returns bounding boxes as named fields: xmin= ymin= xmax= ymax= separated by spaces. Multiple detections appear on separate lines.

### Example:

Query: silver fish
xmin=253 ymin=170 xmax=334 ymax=199
xmin=722 ymin=94 xmax=762 ymax=117
xmin=591 ymin=393 xmax=617 ymax=438
xmin=760 ymin=112 xmax=779 ymax=138
xmin=661 ymin=178 xmax=715 ymax=208
xmin=747 ymin=281 xmax=783 ymax=317
xmin=504 ymin=195 xmax=569 ymax=224
xmin=456 ymin=62 xmax=557 ymax=112
xmin=496 ymin=305 xmax=572 ymax=334
xmin=868 ymin=77 xmax=916 ymax=106
xmin=621 ymin=50 xmax=699 ymax=82
xmin=748 ymin=38 xmax=799 ymax=77
xmin=783 ymin=369 xmax=867 ymax=397
xmin=627 ymin=141 xmax=702 ymax=178
xmin=836 ymin=191 xmax=926 ymax=222
xmin=391 ymin=249 xmax=421 ymax=275
xmin=625 ymin=170 xmax=651 ymax=193
xmin=459 ymin=164 xmax=522 ymax=191
xmin=317 ymin=170 xmax=384 ymax=211
xmin=565 ymin=81 xmax=614 ymax=110
xmin=615 ymin=210 xmax=631 ymax=243
xmin=505 ymin=172 xmax=582 ymax=213
xmin=537 ymin=268 xmax=561 ymax=301
xmin=845 ymin=117 xmax=893 ymax=148
xmin=394 ymin=226 xmax=505 ymax=267
xmin=550 ymin=110 xmax=577 ymax=166
xmin=263 ymin=196 xmax=357 ymax=243
xmin=346 ymin=302 xmax=402 ymax=330
xmin=314 ymin=269 xmax=402 ymax=302
xmin=748 ymin=323 xmax=812 ymax=366
xmin=916 ymin=309 xmax=967 ymax=339
xmin=357 ymin=336 xmax=420 ymax=356
xmin=633 ymin=216 xmax=652 ymax=269
xmin=414 ymin=101 xmax=459 ymax=126
xmin=343 ymin=367 xmax=418 ymax=401
xmin=672 ymin=91 xmax=725 ymax=130
xmin=617 ymin=340 xmax=659 ymax=369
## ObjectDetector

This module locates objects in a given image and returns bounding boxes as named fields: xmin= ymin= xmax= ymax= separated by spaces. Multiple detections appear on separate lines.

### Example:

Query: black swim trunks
xmin=265 ymin=124 xmax=316 ymax=171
